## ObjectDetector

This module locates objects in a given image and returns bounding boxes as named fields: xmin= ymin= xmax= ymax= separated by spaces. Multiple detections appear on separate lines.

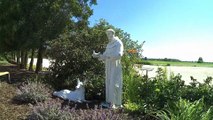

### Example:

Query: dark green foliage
xmin=123 ymin=66 xmax=213 ymax=114
xmin=47 ymin=20 xmax=141 ymax=101
xmin=47 ymin=28 xmax=106 ymax=90
xmin=182 ymin=76 xmax=213 ymax=106
xmin=156 ymin=98 xmax=213 ymax=120
xmin=122 ymin=55 xmax=147 ymax=113
xmin=198 ymin=57 xmax=204 ymax=63
xmin=145 ymin=58 xmax=181 ymax=62
xmin=0 ymin=0 xmax=96 ymax=72
xmin=84 ymin=73 xmax=105 ymax=100
xmin=0 ymin=0 xmax=96 ymax=51
xmin=137 ymin=60 xmax=152 ymax=65
xmin=135 ymin=68 xmax=184 ymax=111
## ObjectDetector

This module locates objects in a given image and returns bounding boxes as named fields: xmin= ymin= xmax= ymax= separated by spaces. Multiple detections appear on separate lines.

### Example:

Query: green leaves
xmin=157 ymin=98 xmax=213 ymax=120
xmin=0 ymin=0 xmax=96 ymax=51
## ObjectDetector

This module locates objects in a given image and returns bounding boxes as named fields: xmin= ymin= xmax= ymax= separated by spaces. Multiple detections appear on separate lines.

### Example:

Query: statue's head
xmin=76 ymin=79 xmax=84 ymax=89
xmin=106 ymin=29 xmax=115 ymax=41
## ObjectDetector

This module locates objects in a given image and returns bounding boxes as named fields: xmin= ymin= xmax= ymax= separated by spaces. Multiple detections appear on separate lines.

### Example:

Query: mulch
xmin=0 ymin=64 xmax=35 ymax=83
xmin=0 ymin=64 xmax=157 ymax=120
xmin=0 ymin=64 xmax=103 ymax=109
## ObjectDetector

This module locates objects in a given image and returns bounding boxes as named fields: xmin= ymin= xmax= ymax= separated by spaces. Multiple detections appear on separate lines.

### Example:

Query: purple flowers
xmin=28 ymin=100 xmax=129 ymax=120
xmin=13 ymin=81 xmax=51 ymax=103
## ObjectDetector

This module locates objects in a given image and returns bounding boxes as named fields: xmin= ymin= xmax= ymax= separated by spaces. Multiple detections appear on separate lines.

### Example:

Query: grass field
xmin=142 ymin=60 xmax=213 ymax=67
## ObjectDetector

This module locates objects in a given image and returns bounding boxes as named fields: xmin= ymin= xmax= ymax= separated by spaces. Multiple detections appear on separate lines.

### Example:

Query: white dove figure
xmin=53 ymin=79 xmax=85 ymax=102
xmin=92 ymin=50 xmax=101 ymax=58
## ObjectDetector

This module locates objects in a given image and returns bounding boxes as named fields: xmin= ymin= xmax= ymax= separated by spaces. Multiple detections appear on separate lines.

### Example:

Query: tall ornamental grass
xmin=156 ymin=98 xmax=213 ymax=120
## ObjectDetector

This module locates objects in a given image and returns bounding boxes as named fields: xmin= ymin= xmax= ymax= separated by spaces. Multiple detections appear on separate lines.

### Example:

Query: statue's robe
xmin=100 ymin=36 xmax=124 ymax=107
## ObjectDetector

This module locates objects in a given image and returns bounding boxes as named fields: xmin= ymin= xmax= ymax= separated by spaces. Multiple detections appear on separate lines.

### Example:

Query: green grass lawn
xmin=142 ymin=60 xmax=213 ymax=67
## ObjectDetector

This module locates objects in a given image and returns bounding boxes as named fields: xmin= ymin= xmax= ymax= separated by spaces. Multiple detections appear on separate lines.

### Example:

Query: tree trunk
xmin=16 ymin=51 xmax=20 ymax=65
xmin=24 ymin=51 xmax=28 ymax=69
xmin=20 ymin=51 xmax=25 ymax=69
xmin=12 ymin=52 xmax=16 ymax=61
xmin=35 ymin=46 xmax=45 ymax=73
xmin=29 ymin=49 xmax=35 ymax=71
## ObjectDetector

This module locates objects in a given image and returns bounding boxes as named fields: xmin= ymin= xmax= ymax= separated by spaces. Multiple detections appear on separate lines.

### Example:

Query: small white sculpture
xmin=92 ymin=28 xmax=124 ymax=108
xmin=53 ymin=79 xmax=85 ymax=102
xmin=92 ymin=50 xmax=101 ymax=58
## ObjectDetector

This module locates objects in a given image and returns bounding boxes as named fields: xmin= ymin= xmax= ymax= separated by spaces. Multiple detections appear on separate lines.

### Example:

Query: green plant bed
xmin=157 ymin=98 xmax=213 ymax=120
xmin=123 ymin=66 xmax=213 ymax=118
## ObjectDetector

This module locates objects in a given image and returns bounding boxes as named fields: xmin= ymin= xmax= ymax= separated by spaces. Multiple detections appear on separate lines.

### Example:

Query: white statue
xmin=92 ymin=28 xmax=124 ymax=108
xmin=53 ymin=79 xmax=85 ymax=102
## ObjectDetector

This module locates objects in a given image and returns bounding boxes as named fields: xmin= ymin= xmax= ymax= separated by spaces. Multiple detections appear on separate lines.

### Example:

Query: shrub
xmin=181 ymin=76 xmax=213 ymax=106
xmin=28 ymin=100 xmax=74 ymax=120
xmin=28 ymin=100 xmax=129 ymax=120
xmin=13 ymin=80 xmax=51 ymax=103
xmin=122 ymin=63 xmax=213 ymax=117
xmin=156 ymin=98 xmax=213 ymax=120
xmin=123 ymin=69 xmax=143 ymax=103
xmin=122 ymin=54 xmax=147 ymax=112
xmin=84 ymin=72 xmax=105 ymax=100
xmin=75 ymin=108 xmax=129 ymax=120
xmin=123 ymin=67 xmax=185 ymax=112
xmin=46 ymin=28 xmax=106 ymax=90
xmin=135 ymin=68 xmax=184 ymax=111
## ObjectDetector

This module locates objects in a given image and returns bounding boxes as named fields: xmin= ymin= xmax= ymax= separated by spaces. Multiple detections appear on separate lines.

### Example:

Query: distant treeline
xmin=143 ymin=57 xmax=181 ymax=62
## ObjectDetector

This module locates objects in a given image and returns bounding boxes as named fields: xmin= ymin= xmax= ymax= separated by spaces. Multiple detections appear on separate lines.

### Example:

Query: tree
xmin=197 ymin=57 xmax=204 ymax=63
xmin=47 ymin=19 xmax=140 ymax=100
xmin=0 ymin=0 xmax=97 ymax=72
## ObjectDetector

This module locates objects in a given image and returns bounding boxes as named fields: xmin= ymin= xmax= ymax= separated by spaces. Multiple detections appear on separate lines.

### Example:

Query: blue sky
xmin=89 ymin=0 xmax=213 ymax=62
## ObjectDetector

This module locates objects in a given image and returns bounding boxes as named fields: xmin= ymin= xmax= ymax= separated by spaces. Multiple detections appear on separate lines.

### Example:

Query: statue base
xmin=100 ymin=102 xmax=110 ymax=108
xmin=100 ymin=102 xmax=123 ymax=109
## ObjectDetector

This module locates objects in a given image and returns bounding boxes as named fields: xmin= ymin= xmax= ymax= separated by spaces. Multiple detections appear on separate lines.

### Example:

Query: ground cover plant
xmin=13 ymin=77 xmax=51 ymax=104
xmin=28 ymin=100 xmax=130 ymax=120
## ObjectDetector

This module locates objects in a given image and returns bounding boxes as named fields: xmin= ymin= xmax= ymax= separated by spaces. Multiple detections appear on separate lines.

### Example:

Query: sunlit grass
xmin=143 ymin=60 xmax=213 ymax=67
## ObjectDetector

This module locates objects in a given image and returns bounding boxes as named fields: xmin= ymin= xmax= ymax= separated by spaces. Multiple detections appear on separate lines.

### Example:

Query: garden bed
xmin=0 ymin=65 xmax=156 ymax=120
